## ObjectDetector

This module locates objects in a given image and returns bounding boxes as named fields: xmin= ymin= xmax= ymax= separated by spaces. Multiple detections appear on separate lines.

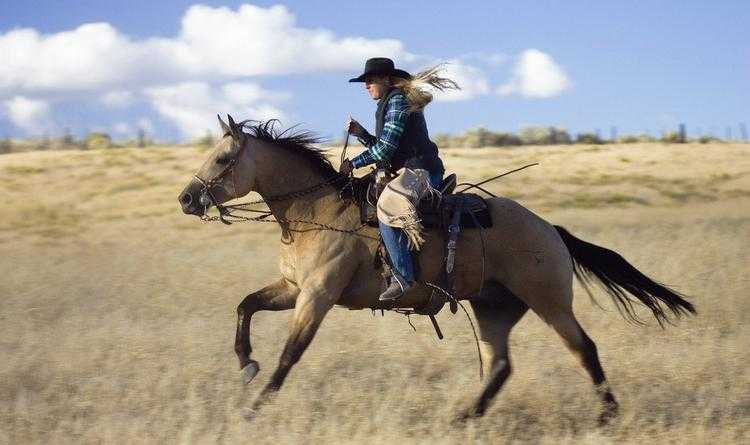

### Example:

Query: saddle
xmin=349 ymin=171 xmax=493 ymax=231
xmin=345 ymin=170 xmax=493 ymax=320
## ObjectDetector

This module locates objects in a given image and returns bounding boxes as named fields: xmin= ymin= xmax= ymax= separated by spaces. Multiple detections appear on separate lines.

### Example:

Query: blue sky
xmin=0 ymin=1 xmax=747 ymax=141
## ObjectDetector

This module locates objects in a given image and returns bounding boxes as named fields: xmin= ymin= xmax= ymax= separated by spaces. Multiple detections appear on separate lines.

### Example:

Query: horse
xmin=178 ymin=115 xmax=696 ymax=423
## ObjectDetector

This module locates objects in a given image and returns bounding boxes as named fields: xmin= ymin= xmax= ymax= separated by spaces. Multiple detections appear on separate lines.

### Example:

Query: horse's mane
xmin=239 ymin=119 xmax=344 ymax=188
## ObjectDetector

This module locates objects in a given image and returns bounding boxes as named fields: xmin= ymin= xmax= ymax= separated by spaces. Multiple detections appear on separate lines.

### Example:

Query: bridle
xmin=192 ymin=132 xmax=363 ymax=232
xmin=193 ymin=133 xmax=243 ymax=225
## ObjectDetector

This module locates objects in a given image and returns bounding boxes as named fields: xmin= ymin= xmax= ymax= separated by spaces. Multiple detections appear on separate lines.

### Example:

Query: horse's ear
xmin=227 ymin=114 xmax=241 ymax=141
xmin=218 ymin=114 xmax=230 ymax=135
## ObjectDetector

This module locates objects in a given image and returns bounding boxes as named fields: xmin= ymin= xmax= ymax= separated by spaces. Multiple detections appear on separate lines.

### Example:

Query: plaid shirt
xmin=351 ymin=92 xmax=409 ymax=168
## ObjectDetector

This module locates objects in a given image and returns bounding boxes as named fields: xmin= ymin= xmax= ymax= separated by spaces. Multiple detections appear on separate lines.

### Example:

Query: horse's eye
xmin=216 ymin=154 xmax=231 ymax=164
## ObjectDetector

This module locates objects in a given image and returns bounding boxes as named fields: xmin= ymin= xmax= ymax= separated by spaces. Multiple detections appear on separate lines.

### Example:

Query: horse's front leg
xmin=249 ymin=285 xmax=336 ymax=411
xmin=235 ymin=278 xmax=299 ymax=383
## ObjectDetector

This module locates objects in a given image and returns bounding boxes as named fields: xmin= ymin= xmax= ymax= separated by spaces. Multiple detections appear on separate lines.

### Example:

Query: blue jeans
xmin=379 ymin=170 xmax=443 ymax=284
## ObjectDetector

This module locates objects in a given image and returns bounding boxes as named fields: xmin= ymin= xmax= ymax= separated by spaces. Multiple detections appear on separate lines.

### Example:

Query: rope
xmin=456 ymin=162 xmax=539 ymax=196
xmin=469 ymin=209 xmax=487 ymax=322
xmin=225 ymin=174 xmax=346 ymax=207
xmin=423 ymin=282 xmax=484 ymax=381
xmin=200 ymin=208 xmax=379 ymax=240
xmin=198 ymin=164 xmax=378 ymax=239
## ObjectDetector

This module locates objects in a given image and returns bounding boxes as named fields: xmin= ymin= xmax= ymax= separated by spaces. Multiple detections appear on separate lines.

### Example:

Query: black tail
xmin=554 ymin=225 xmax=696 ymax=327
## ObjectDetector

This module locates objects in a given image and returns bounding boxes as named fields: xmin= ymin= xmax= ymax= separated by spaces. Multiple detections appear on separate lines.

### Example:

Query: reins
xmin=197 ymin=172 xmax=377 ymax=238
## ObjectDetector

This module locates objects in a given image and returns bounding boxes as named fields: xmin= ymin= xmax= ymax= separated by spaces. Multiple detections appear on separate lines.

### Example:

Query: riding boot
xmin=379 ymin=273 xmax=412 ymax=301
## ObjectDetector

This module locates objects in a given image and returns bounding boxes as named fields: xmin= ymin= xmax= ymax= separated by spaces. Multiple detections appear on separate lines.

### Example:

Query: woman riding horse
xmin=341 ymin=57 xmax=457 ymax=301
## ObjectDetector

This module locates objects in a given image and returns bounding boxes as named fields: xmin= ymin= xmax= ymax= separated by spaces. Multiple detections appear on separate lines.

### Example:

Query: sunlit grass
xmin=0 ymin=142 xmax=748 ymax=443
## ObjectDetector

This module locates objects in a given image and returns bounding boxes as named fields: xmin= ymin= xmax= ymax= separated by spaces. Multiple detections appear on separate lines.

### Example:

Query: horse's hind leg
xmin=548 ymin=310 xmax=619 ymax=424
xmin=457 ymin=282 xmax=528 ymax=421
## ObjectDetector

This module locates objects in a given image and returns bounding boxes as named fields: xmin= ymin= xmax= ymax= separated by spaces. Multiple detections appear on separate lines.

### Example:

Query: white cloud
xmin=0 ymin=24 xmax=145 ymax=96
xmin=166 ymin=4 xmax=408 ymax=76
xmin=498 ymin=49 xmax=571 ymax=98
xmin=0 ymin=4 xmax=409 ymax=99
xmin=221 ymin=82 xmax=291 ymax=104
xmin=3 ymin=96 xmax=52 ymax=134
xmin=0 ymin=3 xmax=575 ymax=139
xmin=430 ymin=61 xmax=490 ymax=102
xmin=102 ymin=90 xmax=135 ymax=108
xmin=0 ymin=4 xmax=412 ymax=139
xmin=144 ymin=81 xmax=287 ymax=138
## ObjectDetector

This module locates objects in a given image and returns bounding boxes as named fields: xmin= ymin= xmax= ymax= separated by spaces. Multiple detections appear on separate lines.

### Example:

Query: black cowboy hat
xmin=348 ymin=57 xmax=412 ymax=83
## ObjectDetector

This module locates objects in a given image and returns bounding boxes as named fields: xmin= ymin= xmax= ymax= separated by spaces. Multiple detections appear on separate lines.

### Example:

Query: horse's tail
xmin=554 ymin=225 xmax=696 ymax=327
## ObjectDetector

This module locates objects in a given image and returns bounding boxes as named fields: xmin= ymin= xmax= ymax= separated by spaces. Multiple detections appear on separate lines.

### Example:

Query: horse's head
xmin=178 ymin=114 xmax=257 ymax=217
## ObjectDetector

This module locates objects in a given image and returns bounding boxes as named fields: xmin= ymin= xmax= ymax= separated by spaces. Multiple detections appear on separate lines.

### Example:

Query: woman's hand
xmin=339 ymin=158 xmax=354 ymax=177
xmin=346 ymin=115 xmax=369 ymax=138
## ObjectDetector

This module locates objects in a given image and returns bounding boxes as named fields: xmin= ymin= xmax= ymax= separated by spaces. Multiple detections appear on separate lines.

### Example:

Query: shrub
xmin=85 ymin=132 xmax=113 ymax=150
xmin=616 ymin=135 xmax=640 ymax=143
xmin=461 ymin=127 xmax=493 ymax=148
xmin=698 ymin=136 xmax=723 ymax=144
xmin=576 ymin=133 xmax=604 ymax=144
xmin=660 ymin=131 xmax=683 ymax=143
xmin=519 ymin=126 xmax=571 ymax=145
xmin=433 ymin=133 xmax=454 ymax=148
xmin=0 ymin=137 xmax=11 ymax=154
xmin=487 ymin=132 xmax=522 ymax=146
xmin=62 ymin=131 xmax=75 ymax=146
xmin=620 ymin=134 xmax=657 ymax=143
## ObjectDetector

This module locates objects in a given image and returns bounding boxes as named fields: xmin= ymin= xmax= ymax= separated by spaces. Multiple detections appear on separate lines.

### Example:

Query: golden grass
xmin=0 ymin=143 xmax=748 ymax=444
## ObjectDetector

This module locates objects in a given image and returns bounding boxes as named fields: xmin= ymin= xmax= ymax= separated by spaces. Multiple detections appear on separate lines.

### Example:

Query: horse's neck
xmin=251 ymin=141 xmax=341 ymax=223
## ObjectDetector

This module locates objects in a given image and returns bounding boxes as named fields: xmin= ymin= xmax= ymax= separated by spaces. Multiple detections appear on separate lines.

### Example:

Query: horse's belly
xmin=336 ymin=259 xmax=435 ymax=309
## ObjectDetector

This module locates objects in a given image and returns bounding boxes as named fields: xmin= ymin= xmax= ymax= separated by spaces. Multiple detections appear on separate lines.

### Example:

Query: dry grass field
xmin=1 ymin=142 xmax=748 ymax=444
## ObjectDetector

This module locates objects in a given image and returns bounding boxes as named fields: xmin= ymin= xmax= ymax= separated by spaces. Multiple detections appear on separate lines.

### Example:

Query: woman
xmin=341 ymin=57 xmax=459 ymax=301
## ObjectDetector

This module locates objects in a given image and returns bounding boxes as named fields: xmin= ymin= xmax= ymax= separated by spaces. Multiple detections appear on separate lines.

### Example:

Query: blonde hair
xmin=390 ymin=64 xmax=461 ymax=112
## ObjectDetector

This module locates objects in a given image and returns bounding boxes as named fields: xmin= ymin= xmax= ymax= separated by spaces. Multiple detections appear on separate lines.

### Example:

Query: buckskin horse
xmin=178 ymin=115 xmax=695 ymax=423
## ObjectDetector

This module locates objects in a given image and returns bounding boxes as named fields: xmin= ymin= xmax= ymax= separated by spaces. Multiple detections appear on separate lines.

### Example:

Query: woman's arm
xmin=351 ymin=93 xmax=409 ymax=169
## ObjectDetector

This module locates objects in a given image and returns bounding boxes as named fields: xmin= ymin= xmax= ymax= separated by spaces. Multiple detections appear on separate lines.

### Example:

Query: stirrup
xmin=379 ymin=275 xmax=411 ymax=301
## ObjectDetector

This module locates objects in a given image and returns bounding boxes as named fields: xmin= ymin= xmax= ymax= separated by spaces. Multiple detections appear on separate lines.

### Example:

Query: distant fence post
xmin=137 ymin=129 xmax=146 ymax=148
xmin=678 ymin=123 xmax=686 ymax=143
xmin=726 ymin=126 xmax=732 ymax=141
xmin=740 ymin=123 xmax=748 ymax=141
xmin=610 ymin=126 xmax=617 ymax=142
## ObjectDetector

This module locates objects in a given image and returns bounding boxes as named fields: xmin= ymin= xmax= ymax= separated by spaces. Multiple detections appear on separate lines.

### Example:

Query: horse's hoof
xmin=451 ymin=408 xmax=480 ymax=426
xmin=451 ymin=415 xmax=468 ymax=427
xmin=241 ymin=360 xmax=260 ymax=385
xmin=240 ymin=407 xmax=258 ymax=421
xmin=597 ymin=403 xmax=619 ymax=426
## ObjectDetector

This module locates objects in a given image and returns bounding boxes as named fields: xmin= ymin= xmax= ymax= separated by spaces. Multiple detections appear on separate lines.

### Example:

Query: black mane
xmin=240 ymin=119 xmax=344 ymax=188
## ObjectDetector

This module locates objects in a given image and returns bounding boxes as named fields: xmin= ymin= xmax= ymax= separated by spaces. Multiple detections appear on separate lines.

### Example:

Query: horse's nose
xmin=180 ymin=191 xmax=198 ymax=214
xmin=180 ymin=191 xmax=193 ymax=207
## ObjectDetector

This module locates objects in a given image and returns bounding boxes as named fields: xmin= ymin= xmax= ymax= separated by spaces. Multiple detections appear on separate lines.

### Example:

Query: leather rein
xmin=193 ymin=133 xmax=373 ymax=237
